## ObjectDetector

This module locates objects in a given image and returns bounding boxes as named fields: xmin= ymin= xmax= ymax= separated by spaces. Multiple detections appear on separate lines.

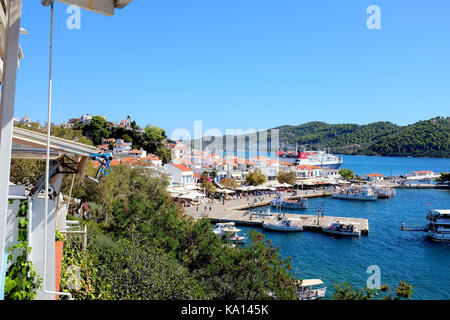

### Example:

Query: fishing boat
xmin=331 ymin=186 xmax=378 ymax=201
xmin=371 ymin=185 xmax=396 ymax=199
xmin=296 ymin=279 xmax=327 ymax=300
xmin=263 ymin=218 xmax=303 ymax=232
xmin=426 ymin=209 xmax=450 ymax=242
xmin=270 ymin=194 xmax=308 ymax=209
xmin=322 ymin=221 xmax=361 ymax=237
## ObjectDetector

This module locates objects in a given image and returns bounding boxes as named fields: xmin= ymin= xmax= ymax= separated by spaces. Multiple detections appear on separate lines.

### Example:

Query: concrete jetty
xmin=184 ymin=190 xmax=369 ymax=235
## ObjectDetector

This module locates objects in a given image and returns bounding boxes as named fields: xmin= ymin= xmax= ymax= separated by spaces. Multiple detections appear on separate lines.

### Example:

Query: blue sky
xmin=14 ymin=0 xmax=450 ymax=137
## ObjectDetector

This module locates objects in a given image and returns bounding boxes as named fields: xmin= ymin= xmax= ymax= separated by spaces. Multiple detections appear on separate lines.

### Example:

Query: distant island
xmin=194 ymin=117 xmax=450 ymax=158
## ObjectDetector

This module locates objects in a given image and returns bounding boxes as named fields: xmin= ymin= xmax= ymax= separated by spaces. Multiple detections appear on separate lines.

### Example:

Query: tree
xmin=245 ymin=168 xmax=267 ymax=186
xmin=333 ymin=281 xmax=413 ymax=300
xmin=277 ymin=170 xmax=296 ymax=185
xmin=220 ymin=178 xmax=238 ymax=189
xmin=436 ymin=172 xmax=450 ymax=184
xmin=339 ymin=168 xmax=354 ymax=180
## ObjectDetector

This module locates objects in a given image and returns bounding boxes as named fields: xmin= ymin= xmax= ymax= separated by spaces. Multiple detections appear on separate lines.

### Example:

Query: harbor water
xmin=242 ymin=156 xmax=450 ymax=300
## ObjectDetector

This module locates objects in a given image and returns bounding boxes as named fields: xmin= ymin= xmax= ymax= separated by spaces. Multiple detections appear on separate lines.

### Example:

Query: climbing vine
xmin=4 ymin=199 xmax=41 ymax=300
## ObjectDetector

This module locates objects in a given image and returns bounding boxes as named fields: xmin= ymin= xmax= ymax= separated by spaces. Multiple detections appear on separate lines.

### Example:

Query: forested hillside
xmin=276 ymin=117 xmax=449 ymax=158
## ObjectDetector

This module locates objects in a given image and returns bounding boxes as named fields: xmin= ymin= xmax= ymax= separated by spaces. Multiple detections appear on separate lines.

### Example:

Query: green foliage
xmin=55 ymin=230 xmax=64 ymax=242
xmin=4 ymin=200 xmax=42 ymax=300
xmin=59 ymin=238 xmax=113 ymax=300
xmin=277 ymin=170 xmax=296 ymax=185
xmin=338 ymin=168 xmax=355 ymax=180
xmin=333 ymin=280 xmax=414 ymax=300
xmin=62 ymin=165 xmax=298 ymax=300
xmin=245 ymin=168 xmax=267 ymax=186
xmin=220 ymin=178 xmax=239 ymax=189
xmin=277 ymin=117 xmax=450 ymax=158
xmin=436 ymin=172 xmax=450 ymax=184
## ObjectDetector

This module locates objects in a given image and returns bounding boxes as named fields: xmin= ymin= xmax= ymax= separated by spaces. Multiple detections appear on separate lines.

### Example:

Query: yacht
xmin=296 ymin=279 xmax=327 ymax=300
xmin=322 ymin=221 xmax=361 ymax=237
xmin=263 ymin=217 xmax=303 ymax=232
xmin=426 ymin=209 xmax=450 ymax=242
xmin=331 ymin=186 xmax=378 ymax=201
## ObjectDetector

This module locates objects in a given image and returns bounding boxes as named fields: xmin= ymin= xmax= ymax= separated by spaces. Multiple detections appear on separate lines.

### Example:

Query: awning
xmin=12 ymin=127 xmax=98 ymax=158
xmin=297 ymin=279 xmax=324 ymax=287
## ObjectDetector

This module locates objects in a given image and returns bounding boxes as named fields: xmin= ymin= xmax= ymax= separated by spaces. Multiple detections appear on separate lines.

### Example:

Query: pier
xmin=184 ymin=190 xmax=369 ymax=235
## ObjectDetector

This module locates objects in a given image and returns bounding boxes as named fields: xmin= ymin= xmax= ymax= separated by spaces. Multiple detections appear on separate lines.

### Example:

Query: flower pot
xmin=55 ymin=240 xmax=64 ymax=300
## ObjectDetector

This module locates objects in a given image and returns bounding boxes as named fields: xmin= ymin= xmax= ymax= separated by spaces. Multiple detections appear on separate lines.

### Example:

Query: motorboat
xmin=322 ymin=221 xmax=361 ymax=237
xmin=213 ymin=222 xmax=247 ymax=243
xmin=331 ymin=186 xmax=378 ymax=201
xmin=371 ymin=185 xmax=396 ymax=199
xmin=296 ymin=279 xmax=327 ymax=300
xmin=270 ymin=197 xmax=308 ymax=209
xmin=263 ymin=218 xmax=303 ymax=232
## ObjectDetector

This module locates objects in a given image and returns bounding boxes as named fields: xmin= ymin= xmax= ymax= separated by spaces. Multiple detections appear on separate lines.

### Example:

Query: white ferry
xmin=426 ymin=209 xmax=450 ymax=242
xmin=331 ymin=186 xmax=378 ymax=201
xmin=277 ymin=150 xmax=343 ymax=169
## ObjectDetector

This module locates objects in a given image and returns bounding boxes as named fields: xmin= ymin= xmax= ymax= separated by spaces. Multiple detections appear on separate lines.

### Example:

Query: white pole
xmin=0 ymin=0 xmax=23 ymax=300
xmin=42 ymin=2 xmax=71 ymax=300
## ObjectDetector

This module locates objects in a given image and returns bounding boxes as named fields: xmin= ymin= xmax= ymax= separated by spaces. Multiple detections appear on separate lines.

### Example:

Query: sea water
xmin=242 ymin=156 xmax=450 ymax=299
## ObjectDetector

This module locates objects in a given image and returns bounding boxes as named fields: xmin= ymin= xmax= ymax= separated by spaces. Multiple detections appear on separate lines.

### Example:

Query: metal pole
xmin=0 ymin=0 xmax=23 ymax=300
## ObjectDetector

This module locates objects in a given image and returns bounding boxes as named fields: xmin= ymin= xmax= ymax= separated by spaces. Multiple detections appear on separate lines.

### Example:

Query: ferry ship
xmin=277 ymin=149 xmax=343 ymax=169
xmin=426 ymin=210 xmax=450 ymax=242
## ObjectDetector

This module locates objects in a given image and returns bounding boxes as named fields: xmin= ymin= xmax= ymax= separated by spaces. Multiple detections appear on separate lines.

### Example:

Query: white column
xmin=0 ymin=0 xmax=22 ymax=300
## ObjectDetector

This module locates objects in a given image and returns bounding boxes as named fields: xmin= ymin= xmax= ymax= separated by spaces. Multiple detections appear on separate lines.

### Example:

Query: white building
xmin=113 ymin=139 xmax=132 ymax=156
xmin=365 ymin=173 xmax=384 ymax=181
xmin=80 ymin=114 xmax=92 ymax=125
xmin=165 ymin=163 xmax=195 ymax=185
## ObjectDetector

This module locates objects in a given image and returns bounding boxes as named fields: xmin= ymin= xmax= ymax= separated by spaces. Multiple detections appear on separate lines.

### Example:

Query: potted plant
xmin=55 ymin=230 xmax=64 ymax=299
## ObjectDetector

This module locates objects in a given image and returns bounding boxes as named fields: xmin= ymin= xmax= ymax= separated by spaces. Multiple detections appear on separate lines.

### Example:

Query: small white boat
xmin=213 ymin=223 xmax=247 ymax=243
xmin=296 ymin=279 xmax=327 ymax=300
xmin=332 ymin=186 xmax=378 ymax=201
xmin=322 ymin=222 xmax=361 ymax=237
xmin=263 ymin=218 xmax=303 ymax=232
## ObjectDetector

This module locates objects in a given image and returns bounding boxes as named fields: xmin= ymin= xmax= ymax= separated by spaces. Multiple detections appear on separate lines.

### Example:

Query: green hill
xmin=276 ymin=117 xmax=450 ymax=158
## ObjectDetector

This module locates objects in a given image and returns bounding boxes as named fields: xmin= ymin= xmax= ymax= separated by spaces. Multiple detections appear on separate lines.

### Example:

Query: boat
xmin=213 ymin=222 xmax=247 ymax=243
xmin=426 ymin=209 xmax=450 ymax=242
xmin=331 ymin=186 xmax=378 ymax=201
xmin=278 ymin=148 xmax=343 ymax=169
xmin=263 ymin=217 xmax=303 ymax=232
xmin=371 ymin=185 xmax=396 ymax=199
xmin=322 ymin=221 xmax=361 ymax=236
xmin=296 ymin=279 xmax=327 ymax=300
xmin=270 ymin=197 xmax=308 ymax=209
xmin=212 ymin=222 xmax=235 ymax=236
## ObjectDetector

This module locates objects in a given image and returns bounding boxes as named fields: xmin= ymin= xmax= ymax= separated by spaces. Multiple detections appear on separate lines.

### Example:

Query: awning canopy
xmin=297 ymin=279 xmax=324 ymax=287
xmin=50 ymin=0 xmax=133 ymax=17
xmin=12 ymin=127 xmax=98 ymax=159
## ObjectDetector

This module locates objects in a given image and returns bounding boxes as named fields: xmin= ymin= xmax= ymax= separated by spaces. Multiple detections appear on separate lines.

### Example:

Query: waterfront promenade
xmin=183 ymin=190 xmax=369 ymax=235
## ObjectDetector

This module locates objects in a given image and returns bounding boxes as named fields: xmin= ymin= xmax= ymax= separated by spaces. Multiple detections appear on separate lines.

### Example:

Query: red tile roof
xmin=172 ymin=164 xmax=193 ymax=172
xmin=366 ymin=173 xmax=384 ymax=177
